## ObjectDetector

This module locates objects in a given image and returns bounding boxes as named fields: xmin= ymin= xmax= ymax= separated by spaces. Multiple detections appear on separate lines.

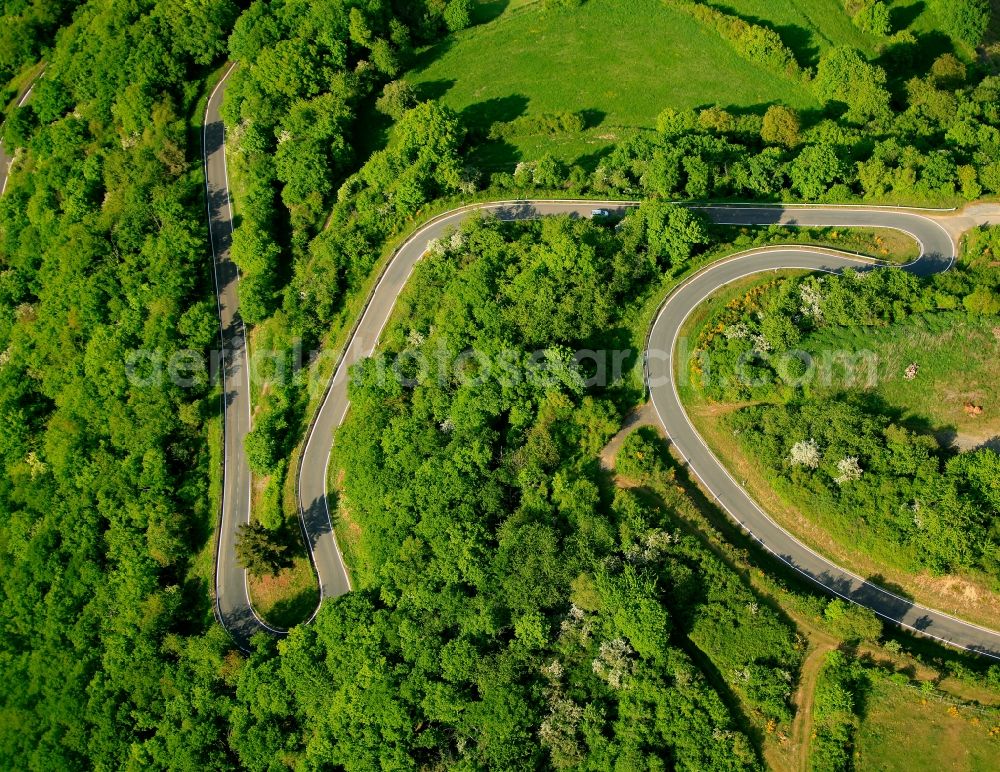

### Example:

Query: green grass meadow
xmin=395 ymin=0 xmax=949 ymax=170
xmin=802 ymin=311 xmax=1000 ymax=444
xmin=407 ymin=0 xmax=819 ymax=167
xmin=855 ymin=678 xmax=1000 ymax=771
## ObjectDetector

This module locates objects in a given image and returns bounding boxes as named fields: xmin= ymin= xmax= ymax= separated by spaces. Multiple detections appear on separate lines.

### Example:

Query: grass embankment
xmin=1 ymin=60 xmax=44 ymax=120
xmin=855 ymin=677 xmax=1000 ymax=771
xmin=676 ymin=266 xmax=1000 ymax=630
xmin=709 ymin=224 xmax=923 ymax=263
xmin=246 ymin=551 xmax=320 ymax=629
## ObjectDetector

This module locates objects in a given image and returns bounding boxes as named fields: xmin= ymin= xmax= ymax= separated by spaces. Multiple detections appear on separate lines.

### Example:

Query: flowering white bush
xmin=799 ymin=280 xmax=824 ymax=320
xmin=789 ymin=438 xmax=821 ymax=469
xmin=513 ymin=161 xmax=534 ymax=186
xmin=540 ymin=659 xmax=564 ymax=686
xmin=835 ymin=456 xmax=863 ymax=484
xmin=539 ymin=653 xmax=583 ymax=765
xmin=558 ymin=604 xmax=591 ymax=644
xmin=539 ymin=696 xmax=584 ymax=765
xmin=624 ymin=529 xmax=673 ymax=564
xmin=592 ymin=638 xmax=635 ymax=690
xmin=751 ymin=333 xmax=771 ymax=353
xmin=425 ymin=237 xmax=445 ymax=256
xmin=724 ymin=321 xmax=750 ymax=339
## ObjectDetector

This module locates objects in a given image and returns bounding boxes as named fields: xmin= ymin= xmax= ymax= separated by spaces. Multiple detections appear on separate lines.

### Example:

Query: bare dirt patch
xmin=598 ymin=401 xmax=659 ymax=470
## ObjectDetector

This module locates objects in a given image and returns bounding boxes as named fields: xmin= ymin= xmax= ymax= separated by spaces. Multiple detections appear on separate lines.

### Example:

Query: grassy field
xmin=714 ymin=0 xmax=945 ymax=63
xmin=406 ymin=0 xmax=819 ymax=167
xmin=399 ymin=0 xmax=954 ymax=169
xmin=709 ymin=224 xmax=922 ymax=263
xmin=714 ymin=0 xmax=874 ymax=61
xmin=855 ymin=677 xmax=1000 ymax=771
xmin=804 ymin=312 xmax=1000 ymax=446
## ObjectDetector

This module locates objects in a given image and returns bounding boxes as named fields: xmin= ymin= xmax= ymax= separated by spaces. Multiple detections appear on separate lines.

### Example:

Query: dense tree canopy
xmin=0 ymin=0 xmax=78 ymax=84
xmin=3 ymin=0 xmax=998 ymax=767
xmin=0 ymin=0 xmax=240 ymax=766
xmin=224 ymin=216 xmax=802 ymax=769
xmin=930 ymin=0 xmax=991 ymax=46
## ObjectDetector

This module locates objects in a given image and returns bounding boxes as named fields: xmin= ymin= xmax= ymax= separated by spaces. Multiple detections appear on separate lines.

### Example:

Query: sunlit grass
xmin=855 ymin=677 xmax=1000 ymax=771
xmin=408 ymin=0 xmax=819 ymax=167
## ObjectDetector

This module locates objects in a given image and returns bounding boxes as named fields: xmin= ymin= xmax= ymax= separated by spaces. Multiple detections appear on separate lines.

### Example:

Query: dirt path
xmin=788 ymin=636 xmax=837 ymax=772
xmin=598 ymin=401 xmax=659 ymax=470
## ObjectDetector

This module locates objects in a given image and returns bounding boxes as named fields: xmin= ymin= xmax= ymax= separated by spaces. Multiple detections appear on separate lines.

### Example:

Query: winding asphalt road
xmin=647 ymin=208 xmax=1000 ymax=659
xmin=202 ymin=70 xmax=1000 ymax=656
xmin=204 ymin=65 xmax=284 ymax=641
xmin=0 ymin=77 xmax=38 ymax=196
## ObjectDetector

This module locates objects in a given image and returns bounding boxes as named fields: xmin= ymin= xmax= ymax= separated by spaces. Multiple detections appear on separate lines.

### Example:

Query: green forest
xmin=2 ymin=0 xmax=1000 ymax=769
xmin=259 ymin=215 xmax=799 ymax=768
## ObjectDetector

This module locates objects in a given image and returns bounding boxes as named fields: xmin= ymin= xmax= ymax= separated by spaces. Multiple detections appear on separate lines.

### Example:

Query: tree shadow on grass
xmin=772 ymin=22 xmax=822 ymax=69
xmin=909 ymin=30 xmax=956 ymax=65
xmin=460 ymin=93 xmax=529 ymax=133
xmin=471 ymin=0 xmax=510 ymax=25
xmin=712 ymin=4 xmax=820 ymax=68
xmin=572 ymin=146 xmax=613 ymax=174
xmin=890 ymin=0 xmax=926 ymax=34
xmin=415 ymin=77 xmax=456 ymax=102
xmin=263 ymin=582 xmax=320 ymax=630
xmin=407 ymin=38 xmax=456 ymax=74
xmin=578 ymin=108 xmax=606 ymax=130
xmin=465 ymin=140 xmax=522 ymax=174
xmin=458 ymin=94 xmax=530 ymax=172
xmin=722 ymin=101 xmax=825 ymax=126
xmin=876 ymin=29 xmax=955 ymax=85
xmin=355 ymin=101 xmax=393 ymax=158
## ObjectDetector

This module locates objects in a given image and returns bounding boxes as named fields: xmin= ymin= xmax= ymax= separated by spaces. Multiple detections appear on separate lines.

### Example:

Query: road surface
xmin=202 ymin=71 xmax=1000 ymax=656
xmin=203 ymin=65 xmax=284 ymax=644
xmin=0 ymin=77 xmax=38 ymax=196
xmin=646 ymin=208 xmax=1000 ymax=659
